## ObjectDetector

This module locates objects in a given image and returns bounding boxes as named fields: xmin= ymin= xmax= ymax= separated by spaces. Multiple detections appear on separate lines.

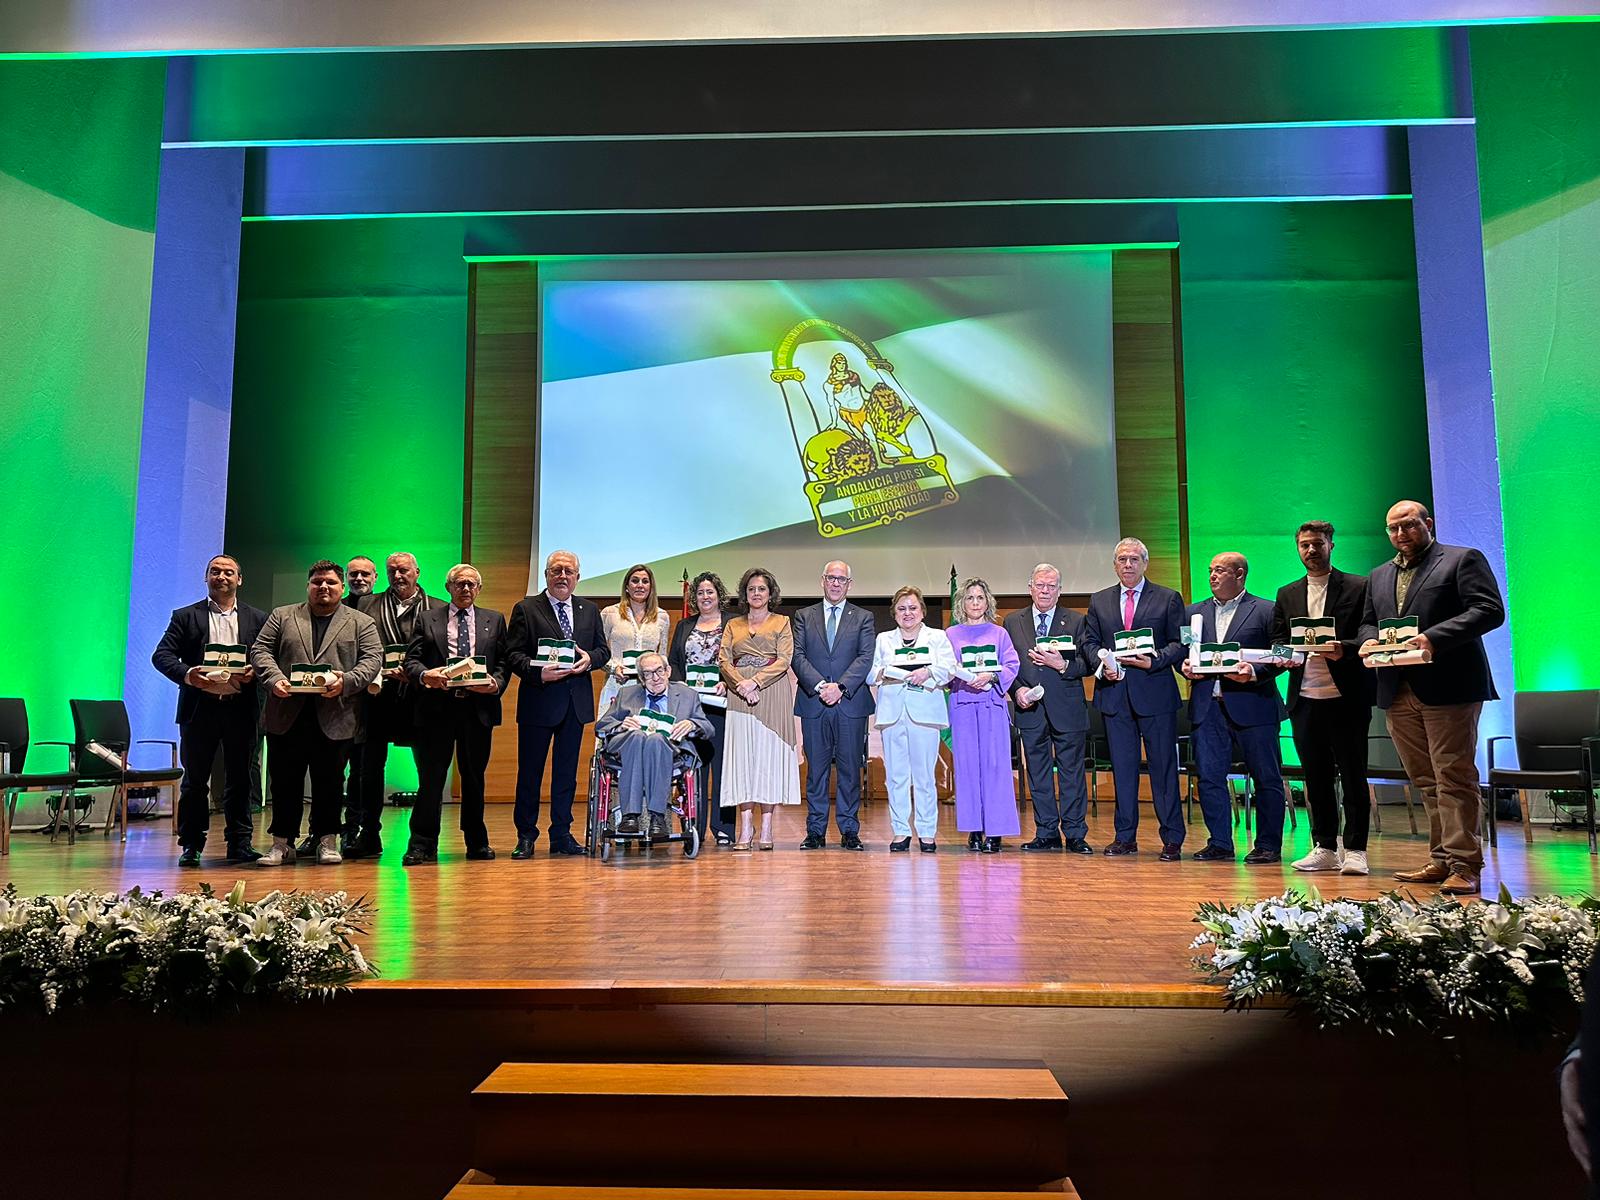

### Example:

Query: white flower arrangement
xmin=1192 ymin=885 xmax=1597 ymax=1034
xmin=0 ymin=881 xmax=376 ymax=1016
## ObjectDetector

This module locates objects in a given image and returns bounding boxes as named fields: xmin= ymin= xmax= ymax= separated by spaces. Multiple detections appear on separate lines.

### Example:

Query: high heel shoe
xmin=758 ymin=841 xmax=774 ymax=851
xmin=890 ymin=837 xmax=912 ymax=852
xmin=919 ymin=839 xmax=937 ymax=854
xmin=984 ymin=837 xmax=1002 ymax=854
xmin=967 ymin=831 xmax=984 ymax=852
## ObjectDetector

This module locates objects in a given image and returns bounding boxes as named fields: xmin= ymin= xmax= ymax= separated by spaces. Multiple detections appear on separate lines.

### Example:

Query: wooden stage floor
xmin=6 ymin=800 xmax=1597 ymax=1002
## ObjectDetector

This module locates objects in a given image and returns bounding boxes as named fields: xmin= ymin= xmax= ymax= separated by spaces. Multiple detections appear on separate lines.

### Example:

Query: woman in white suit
xmin=871 ymin=586 xmax=957 ymax=853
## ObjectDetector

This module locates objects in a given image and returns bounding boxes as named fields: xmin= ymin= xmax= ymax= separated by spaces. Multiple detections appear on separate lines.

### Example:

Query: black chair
xmin=1486 ymin=689 xmax=1600 ymax=855
xmin=68 ymin=699 xmax=182 ymax=844
xmin=1176 ymin=710 xmax=1292 ymax=834
xmin=0 ymin=698 xmax=80 ymax=856
xmin=1367 ymin=709 xmax=1420 ymax=836
xmin=1085 ymin=707 xmax=1111 ymax=818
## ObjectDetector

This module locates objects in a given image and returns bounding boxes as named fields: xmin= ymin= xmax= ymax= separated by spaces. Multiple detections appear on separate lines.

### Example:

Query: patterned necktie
xmin=557 ymin=600 xmax=572 ymax=638
xmin=826 ymin=604 xmax=839 ymax=649
xmin=647 ymin=690 xmax=664 ymax=713
xmin=1036 ymin=610 xmax=1049 ymax=639
xmin=1122 ymin=589 xmax=1136 ymax=630
xmin=456 ymin=608 xmax=470 ymax=659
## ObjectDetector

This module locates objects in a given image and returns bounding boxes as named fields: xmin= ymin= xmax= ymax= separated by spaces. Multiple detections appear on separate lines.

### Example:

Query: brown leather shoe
xmin=1439 ymin=871 xmax=1481 ymax=895
xmin=1394 ymin=861 xmax=1450 ymax=884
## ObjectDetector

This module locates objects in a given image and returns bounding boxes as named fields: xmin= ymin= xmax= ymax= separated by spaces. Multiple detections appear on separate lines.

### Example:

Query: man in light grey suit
xmin=594 ymin=652 xmax=713 ymax=838
xmin=249 ymin=559 xmax=384 ymax=865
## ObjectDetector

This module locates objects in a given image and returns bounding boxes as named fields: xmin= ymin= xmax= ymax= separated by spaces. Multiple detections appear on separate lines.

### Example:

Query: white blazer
xmin=870 ymin=626 xmax=956 ymax=728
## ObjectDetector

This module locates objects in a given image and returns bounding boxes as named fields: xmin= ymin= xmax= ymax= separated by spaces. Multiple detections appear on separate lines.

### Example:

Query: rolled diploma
xmin=1188 ymin=615 xmax=1204 ymax=669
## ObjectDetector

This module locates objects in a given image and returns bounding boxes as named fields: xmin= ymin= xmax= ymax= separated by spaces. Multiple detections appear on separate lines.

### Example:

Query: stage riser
xmin=6 ymin=995 xmax=1579 ymax=1200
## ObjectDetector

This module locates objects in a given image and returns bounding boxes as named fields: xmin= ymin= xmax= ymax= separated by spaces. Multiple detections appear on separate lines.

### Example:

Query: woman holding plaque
xmin=668 ymin=571 xmax=732 ymax=846
xmin=870 ymin=586 xmax=957 ymax=853
xmin=599 ymin=564 xmax=671 ymax=714
xmin=717 ymin=567 xmax=799 ymax=851
xmin=946 ymin=578 xmax=1022 ymax=853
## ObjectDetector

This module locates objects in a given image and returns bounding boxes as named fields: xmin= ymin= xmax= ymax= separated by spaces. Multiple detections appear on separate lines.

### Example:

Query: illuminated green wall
xmin=0 ymin=59 xmax=164 ymax=739
xmin=1472 ymin=24 xmax=1600 ymax=692
xmin=1177 ymin=201 xmax=1432 ymax=601
xmin=225 ymin=217 xmax=468 ymax=604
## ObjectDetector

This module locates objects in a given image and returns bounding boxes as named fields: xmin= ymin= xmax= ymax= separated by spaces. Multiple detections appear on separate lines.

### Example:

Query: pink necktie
xmin=1122 ymin=589 xmax=1136 ymax=630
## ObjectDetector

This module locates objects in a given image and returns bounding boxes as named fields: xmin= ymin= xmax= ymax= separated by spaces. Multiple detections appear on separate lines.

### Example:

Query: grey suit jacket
xmin=250 ymin=602 xmax=384 ymax=739
xmin=595 ymin=681 xmax=714 ymax=744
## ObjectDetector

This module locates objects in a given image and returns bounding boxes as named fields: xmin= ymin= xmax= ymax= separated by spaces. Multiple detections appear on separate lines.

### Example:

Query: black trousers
xmin=411 ymin=702 xmax=492 ymax=850
xmin=513 ymin=711 xmax=586 ymax=842
xmin=266 ymin=705 xmax=352 ymax=841
xmin=692 ymin=706 xmax=729 ymax=840
xmin=344 ymin=695 xmax=414 ymax=837
xmin=1019 ymin=720 xmax=1089 ymax=841
xmin=801 ymin=710 xmax=867 ymax=837
xmin=1290 ymin=697 xmax=1372 ymax=852
xmin=177 ymin=699 xmax=256 ymax=851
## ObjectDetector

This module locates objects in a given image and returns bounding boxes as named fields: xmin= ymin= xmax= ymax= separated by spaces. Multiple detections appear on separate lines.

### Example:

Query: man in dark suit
xmin=504 ymin=548 xmax=609 ymax=858
xmin=1271 ymin=521 xmax=1375 ymax=876
xmin=402 ymin=563 xmax=506 ymax=866
xmin=1004 ymin=562 xmax=1094 ymax=853
xmin=1182 ymin=552 xmax=1289 ymax=864
xmin=791 ymin=559 xmax=876 ymax=850
xmin=595 ymin=652 xmax=714 ymax=838
xmin=1360 ymin=499 xmax=1505 ymax=895
xmin=345 ymin=550 xmax=443 ymax=858
xmin=250 ymin=559 xmax=384 ymax=865
xmin=1081 ymin=537 xmax=1187 ymax=860
xmin=151 ymin=553 xmax=268 ymax=867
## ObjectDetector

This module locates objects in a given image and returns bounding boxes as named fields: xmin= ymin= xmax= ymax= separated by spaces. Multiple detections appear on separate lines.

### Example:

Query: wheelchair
xmin=584 ymin=732 xmax=702 ymax=862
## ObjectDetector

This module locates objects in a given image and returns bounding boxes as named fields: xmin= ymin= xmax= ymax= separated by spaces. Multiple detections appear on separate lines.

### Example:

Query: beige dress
xmin=717 ymin=613 xmax=801 ymax=807
xmin=598 ymin=603 xmax=672 ymax=712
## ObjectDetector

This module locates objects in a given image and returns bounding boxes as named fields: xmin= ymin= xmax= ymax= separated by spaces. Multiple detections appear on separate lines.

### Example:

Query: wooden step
xmin=447 ymin=1177 xmax=1082 ymax=1199
xmin=471 ymin=1063 xmax=1070 ymax=1192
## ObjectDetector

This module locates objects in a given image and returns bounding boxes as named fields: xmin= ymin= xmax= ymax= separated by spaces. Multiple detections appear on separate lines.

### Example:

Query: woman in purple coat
xmin=946 ymin=578 xmax=1022 ymax=852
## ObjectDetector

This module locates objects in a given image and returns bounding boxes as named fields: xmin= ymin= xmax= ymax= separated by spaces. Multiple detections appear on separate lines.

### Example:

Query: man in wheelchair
xmin=593 ymin=652 xmax=713 ymax=838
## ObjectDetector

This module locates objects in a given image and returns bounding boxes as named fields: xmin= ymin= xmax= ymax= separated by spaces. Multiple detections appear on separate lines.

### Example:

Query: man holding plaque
xmin=344 ymin=551 xmax=442 ymax=859
xmin=1270 ymin=521 xmax=1375 ymax=876
xmin=504 ymin=549 xmax=609 ymax=858
xmin=594 ymin=652 xmax=713 ymax=838
xmin=1003 ymin=563 xmax=1094 ymax=853
xmin=791 ymin=560 xmax=876 ymax=851
xmin=1181 ymin=552 xmax=1289 ymax=864
xmin=151 ymin=553 xmax=268 ymax=866
xmin=249 ymin=560 xmax=384 ymax=865
xmin=1360 ymin=500 xmax=1505 ymax=895
xmin=1081 ymin=537 xmax=1187 ymax=860
xmin=402 ymin=563 xmax=506 ymax=865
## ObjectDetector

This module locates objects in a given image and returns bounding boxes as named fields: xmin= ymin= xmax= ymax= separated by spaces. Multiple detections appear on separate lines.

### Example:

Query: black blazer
xmin=404 ymin=605 xmax=509 ymax=729
xmin=1080 ymin=580 xmax=1186 ymax=718
xmin=151 ymin=599 xmax=268 ymax=724
xmin=667 ymin=613 xmax=727 ymax=682
xmin=1359 ymin=541 xmax=1505 ymax=708
xmin=1003 ymin=604 xmax=1090 ymax=733
xmin=1270 ymin=569 xmax=1375 ymax=714
xmin=504 ymin=592 xmax=610 ymax=726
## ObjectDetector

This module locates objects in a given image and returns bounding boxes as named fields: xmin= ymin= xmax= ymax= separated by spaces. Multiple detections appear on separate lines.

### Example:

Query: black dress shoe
xmin=225 ymin=844 xmax=263 ymax=863
xmin=1192 ymin=844 xmax=1233 ymax=862
xmin=968 ymin=831 xmax=984 ymax=852
xmin=402 ymin=844 xmax=437 ymax=867
xmin=984 ymin=837 xmax=1002 ymax=854
xmin=799 ymin=833 xmax=826 ymax=850
xmin=343 ymin=834 xmax=382 ymax=860
xmin=178 ymin=848 xmax=202 ymax=868
xmin=713 ymin=831 xmax=733 ymax=847
xmin=648 ymin=813 xmax=670 ymax=839
xmin=465 ymin=845 xmax=496 ymax=861
xmin=1021 ymin=836 xmax=1064 ymax=852
xmin=890 ymin=837 xmax=912 ymax=852
xmin=550 ymin=837 xmax=586 ymax=856
xmin=1063 ymin=838 xmax=1094 ymax=855
xmin=919 ymin=839 xmax=937 ymax=854
xmin=511 ymin=837 xmax=537 ymax=859
xmin=1103 ymin=840 xmax=1139 ymax=856
xmin=1243 ymin=847 xmax=1282 ymax=865
xmin=295 ymin=835 xmax=317 ymax=856
xmin=840 ymin=833 xmax=865 ymax=851
xmin=1158 ymin=843 xmax=1183 ymax=862
xmin=618 ymin=813 xmax=641 ymax=834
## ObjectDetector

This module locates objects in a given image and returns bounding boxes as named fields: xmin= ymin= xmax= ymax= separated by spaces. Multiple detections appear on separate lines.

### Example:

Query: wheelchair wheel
xmin=683 ymin=823 xmax=700 ymax=859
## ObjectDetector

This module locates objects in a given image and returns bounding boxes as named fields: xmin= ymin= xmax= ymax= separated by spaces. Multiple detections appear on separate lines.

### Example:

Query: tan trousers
xmin=1385 ymin=683 xmax=1484 ymax=872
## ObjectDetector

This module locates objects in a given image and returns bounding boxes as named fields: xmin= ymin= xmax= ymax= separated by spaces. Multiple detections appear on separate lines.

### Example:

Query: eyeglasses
xmin=450 ymin=580 xmax=482 ymax=590
xmin=822 ymin=574 xmax=850 ymax=584
xmin=640 ymin=667 xmax=669 ymax=679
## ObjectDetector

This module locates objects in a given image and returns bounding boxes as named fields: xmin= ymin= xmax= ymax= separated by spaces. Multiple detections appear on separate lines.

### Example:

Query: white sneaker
xmin=1291 ymin=847 xmax=1342 ymax=872
xmin=1340 ymin=850 xmax=1370 ymax=876
xmin=258 ymin=838 xmax=295 ymax=866
xmin=316 ymin=835 xmax=343 ymax=865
